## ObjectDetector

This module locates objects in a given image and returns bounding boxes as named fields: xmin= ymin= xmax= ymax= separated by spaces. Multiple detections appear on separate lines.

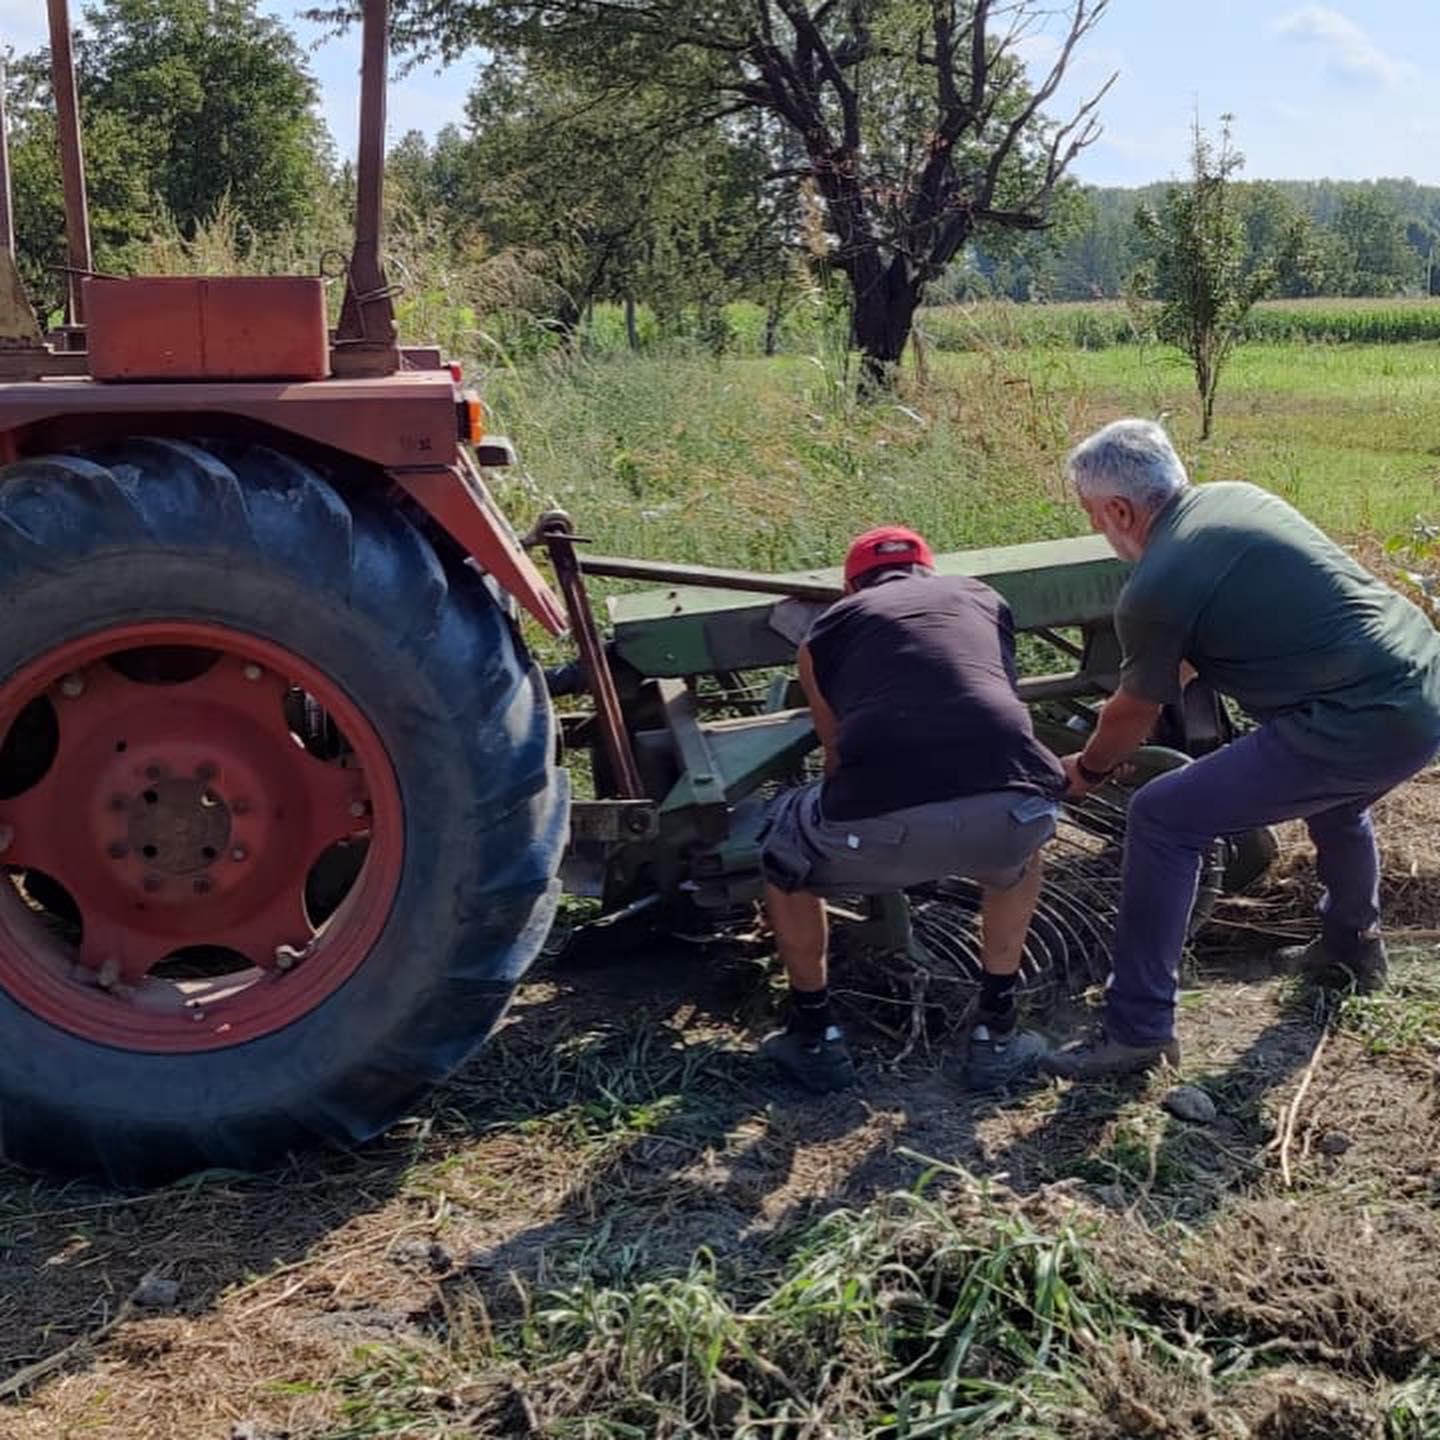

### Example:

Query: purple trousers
xmin=1108 ymin=722 xmax=1439 ymax=1046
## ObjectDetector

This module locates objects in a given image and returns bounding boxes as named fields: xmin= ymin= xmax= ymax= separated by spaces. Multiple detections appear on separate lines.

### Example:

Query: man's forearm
xmin=1080 ymin=690 xmax=1161 ymax=775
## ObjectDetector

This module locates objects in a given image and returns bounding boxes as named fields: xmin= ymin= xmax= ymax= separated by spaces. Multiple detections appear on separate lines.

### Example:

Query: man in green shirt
xmin=1046 ymin=418 xmax=1440 ymax=1080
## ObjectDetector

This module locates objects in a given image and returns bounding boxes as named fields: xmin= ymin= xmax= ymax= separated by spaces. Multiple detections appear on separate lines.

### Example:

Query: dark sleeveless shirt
xmin=805 ymin=573 xmax=1065 ymax=821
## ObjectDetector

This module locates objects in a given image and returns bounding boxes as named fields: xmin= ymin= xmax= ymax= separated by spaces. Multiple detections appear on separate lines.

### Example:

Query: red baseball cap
xmin=843 ymin=525 xmax=936 ymax=588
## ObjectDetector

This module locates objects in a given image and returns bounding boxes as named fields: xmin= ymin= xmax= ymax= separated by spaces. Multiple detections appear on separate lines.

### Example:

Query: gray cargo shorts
xmin=759 ymin=782 xmax=1058 ymax=896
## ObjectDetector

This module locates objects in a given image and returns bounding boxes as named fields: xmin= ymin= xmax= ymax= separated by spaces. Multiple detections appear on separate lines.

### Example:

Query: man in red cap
xmin=759 ymin=525 xmax=1066 ymax=1092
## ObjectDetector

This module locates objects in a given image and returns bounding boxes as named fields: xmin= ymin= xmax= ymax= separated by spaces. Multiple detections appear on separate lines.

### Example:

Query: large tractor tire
xmin=0 ymin=439 xmax=566 ymax=1185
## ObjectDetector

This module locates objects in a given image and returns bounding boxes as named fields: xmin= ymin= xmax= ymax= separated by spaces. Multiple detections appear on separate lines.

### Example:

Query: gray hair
xmin=1065 ymin=419 xmax=1189 ymax=511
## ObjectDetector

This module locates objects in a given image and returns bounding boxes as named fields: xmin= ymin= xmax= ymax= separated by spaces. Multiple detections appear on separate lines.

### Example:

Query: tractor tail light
xmin=448 ymin=361 xmax=464 ymax=384
xmin=457 ymin=391 xmax=485 ymax=445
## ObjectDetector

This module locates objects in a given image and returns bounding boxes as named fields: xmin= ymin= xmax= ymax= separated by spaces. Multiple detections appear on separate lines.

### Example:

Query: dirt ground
xmin=0 ymin=767 xmax=1438 ymax=1438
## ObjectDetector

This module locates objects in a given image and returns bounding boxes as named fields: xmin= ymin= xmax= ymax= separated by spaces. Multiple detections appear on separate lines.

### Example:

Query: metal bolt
xmin=59 ymin=672 xmax=84 ymax=699
xmin=191 ymin=1009 xmax=206 ymax=1022
xmin=349 ymin=800 xmax=368 ymax=818
xmin=193 ymin=877 xmax=213 ymax=895
xmin=243 ymin=664 xmax=262 ymax=681
xmin=143 ymin=874 xmax=163 ymax=893
xmin=107 ymin=840 xmax=129 ymax=859
xmin=230 ymin=845 xmax=248 ymax=862
xmin=0 ymin=825 xmax=12 ymax=854
xmin=274 ymin=945 xmax=306 ymax=972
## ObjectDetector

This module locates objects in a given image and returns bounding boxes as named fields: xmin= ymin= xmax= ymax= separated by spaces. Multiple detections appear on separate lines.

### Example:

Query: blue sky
xmin=4 ymin=2 xmax=1437 ymax=187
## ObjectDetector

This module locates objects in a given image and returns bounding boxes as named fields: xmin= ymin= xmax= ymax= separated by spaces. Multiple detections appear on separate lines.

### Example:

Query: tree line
xmin=963 ymin=175 xmax=1440 ymax=304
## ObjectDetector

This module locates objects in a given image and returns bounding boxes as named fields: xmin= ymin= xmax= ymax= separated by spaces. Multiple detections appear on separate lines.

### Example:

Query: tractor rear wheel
xmin=0 ymin=439 xmax=565 ymax=1185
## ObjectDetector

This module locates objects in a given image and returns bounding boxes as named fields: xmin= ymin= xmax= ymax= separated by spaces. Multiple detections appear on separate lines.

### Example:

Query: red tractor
xmin=0 ymin=0 xmax=570 ymax=1183
xmin=0 ymin=0 xmax=1275 ymax=1188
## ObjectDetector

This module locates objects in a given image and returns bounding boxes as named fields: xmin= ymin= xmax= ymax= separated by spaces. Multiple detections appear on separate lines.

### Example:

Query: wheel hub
xmin=0 ymin=624 xmax=403 ymax=1052
xmin=124 ymin=775 xmax=233 ymax=877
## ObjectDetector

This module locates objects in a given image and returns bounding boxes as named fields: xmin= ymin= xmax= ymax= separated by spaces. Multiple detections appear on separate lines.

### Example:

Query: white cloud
xmin=1273 ymin=7 xmax=1417 ymax=89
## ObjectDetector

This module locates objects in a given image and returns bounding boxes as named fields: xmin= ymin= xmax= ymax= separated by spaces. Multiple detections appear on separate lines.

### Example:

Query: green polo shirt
xmin=1116 ymin=482 xmax=1440 ymax=770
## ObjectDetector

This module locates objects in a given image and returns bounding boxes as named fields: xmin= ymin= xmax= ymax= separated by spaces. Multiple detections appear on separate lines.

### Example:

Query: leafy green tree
xmin=80 ymin=0 xmax=333 ymax=238
xmin=310 ymin=0 xmax=1115 ymax=389
xmin=1132 ymin=117 xmax=1293 ymax=440
xmin=2 ymin=49 xmax=155 ymax=317
xmin=5 ymin=0 xmax=332 ymax=317
xmin=1329 ymin=190 xmax=1418 ymax=296
xmin=1236 ymin=182 xmax=1319 ymax=298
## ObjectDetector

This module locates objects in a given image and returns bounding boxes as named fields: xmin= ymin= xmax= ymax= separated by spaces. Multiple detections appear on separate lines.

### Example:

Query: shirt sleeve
xmin=1115 ymin=589 xmax=1186 ymax=705
xmin=996 ymin=598 xmax=1020 ymax=692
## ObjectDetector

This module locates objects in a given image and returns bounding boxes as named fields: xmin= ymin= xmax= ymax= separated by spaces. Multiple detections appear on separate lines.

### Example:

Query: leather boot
xmin=1275 ymin=925 xmax=1387 ymax=994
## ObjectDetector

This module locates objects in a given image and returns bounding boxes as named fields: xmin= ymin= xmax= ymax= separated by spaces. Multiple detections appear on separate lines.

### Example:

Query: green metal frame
xmin=560 ymin=534 xmax=1141 ymax=929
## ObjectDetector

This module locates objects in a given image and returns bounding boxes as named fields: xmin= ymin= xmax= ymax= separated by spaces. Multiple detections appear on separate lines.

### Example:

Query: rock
xmin=1317 ymin=1129 xmax=1352 ymax=1155
xmin=231 ymin=1424 xmax=289 ymax=1440
xmin=1092 ymin=1183 xmax=1128 ymax=1211
xmin=1161 ymin=1084 xmax=1217 ymax=1125
xmin=131 ymin=1275 xmax=181 ymax=1309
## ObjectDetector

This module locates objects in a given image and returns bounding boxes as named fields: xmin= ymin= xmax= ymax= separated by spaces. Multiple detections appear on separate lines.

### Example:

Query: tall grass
xmin=480 ymin=347 xmax=1089 ymax=576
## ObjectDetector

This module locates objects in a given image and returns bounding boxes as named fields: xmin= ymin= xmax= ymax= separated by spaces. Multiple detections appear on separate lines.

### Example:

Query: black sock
xmin=978 ymin=973 xmax=1018 ymax=1032
xmin=791 ymin=986 xmax=833 ymax=1038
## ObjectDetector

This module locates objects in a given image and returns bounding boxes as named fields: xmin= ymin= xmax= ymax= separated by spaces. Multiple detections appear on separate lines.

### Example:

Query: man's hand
xmin=1060 ymin=753 xmax=1093 ymax=799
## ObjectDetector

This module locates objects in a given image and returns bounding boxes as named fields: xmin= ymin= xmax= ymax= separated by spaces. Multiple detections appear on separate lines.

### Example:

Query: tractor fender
xmin=392 ymin=456 xmax=567 ymax=636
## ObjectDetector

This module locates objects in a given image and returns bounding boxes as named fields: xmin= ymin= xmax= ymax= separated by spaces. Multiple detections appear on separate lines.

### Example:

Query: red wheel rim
xmin=0 ymin=623 xmax=403 ymax=1052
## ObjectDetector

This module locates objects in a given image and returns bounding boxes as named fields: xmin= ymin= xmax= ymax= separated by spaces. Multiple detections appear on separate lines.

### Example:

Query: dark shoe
xmin=1040 ymin=1031 xmax=1181 ymax=1082
xmin=964 ymin=1023 xmax=1050 ymax=1091
xmin=759 ymin=1026 xmax=857 ymax=1093
xmin=1275 ymin=929 xmax=1387 ymax=994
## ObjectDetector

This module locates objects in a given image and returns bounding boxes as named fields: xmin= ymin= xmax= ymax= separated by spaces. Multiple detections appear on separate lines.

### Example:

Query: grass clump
xmin=325 ymin=1174 xmax=1220 ymax=1438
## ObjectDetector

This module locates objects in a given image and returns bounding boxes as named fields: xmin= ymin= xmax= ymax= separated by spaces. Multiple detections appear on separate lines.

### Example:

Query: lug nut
xmin=349 ymin=800 xmax=368 ymax=818
xmin=144 ymin=763 xmax=165 ymax=781
xmin=193 ymin=877 xmax=213 ymax=895
xmin=59 ymin=672 xmax=84 ymax=699
xmin=243 ymin=664 xmax=262 ymax=681
xmin=191 ymin=1008 xmax=206 ymax=1022
xmin=107 ymin=840 xmax=129 ymax=859
xmin=230 ymin=846 xmax=248 ymax=862
xmin=143 ymin=874 xmax=163 ymax=893
xmin=274 ymin=944 xmax=306 ymax=971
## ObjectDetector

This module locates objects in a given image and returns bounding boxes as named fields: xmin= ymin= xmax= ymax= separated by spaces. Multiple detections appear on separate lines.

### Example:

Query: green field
xmin=485 ymin=337 xmax=1440 ymax=566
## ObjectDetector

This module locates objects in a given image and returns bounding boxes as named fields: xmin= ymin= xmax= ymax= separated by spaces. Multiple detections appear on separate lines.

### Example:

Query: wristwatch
xmin=1075 ymin=754 xmax=1114 ymax=785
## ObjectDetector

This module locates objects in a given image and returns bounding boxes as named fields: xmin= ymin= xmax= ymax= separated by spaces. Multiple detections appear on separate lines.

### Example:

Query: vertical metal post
xmin=0 ymin=58 xmax=15 ymax=255
xmin=536 ymin=512 xmax=646 ymax=801
xmin=332 ymin=0 xmax=398 ymax=374
xmin=47 ymin=0 xmax=93 ymax=327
